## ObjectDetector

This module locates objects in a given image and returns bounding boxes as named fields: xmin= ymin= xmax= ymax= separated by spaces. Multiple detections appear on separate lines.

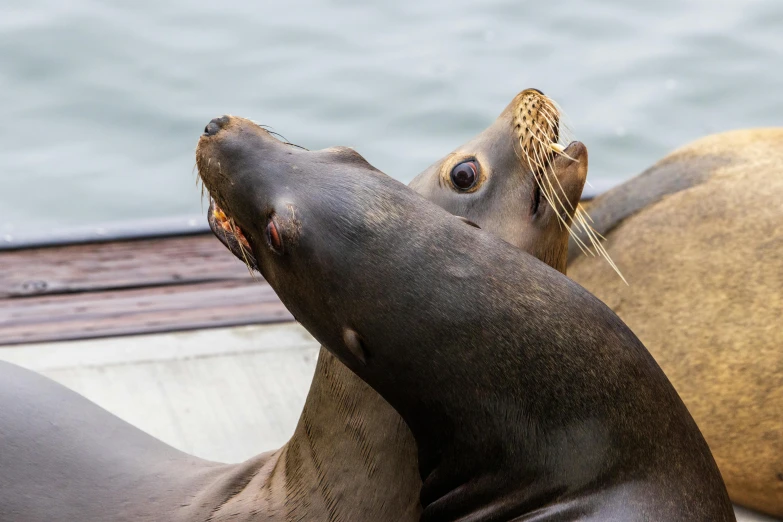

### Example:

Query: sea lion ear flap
xmin=551 ymin=142 xmax=589 ymax=221
xmin=456 ymin=216 xmax=481 ymax=229
xmin=323 ymin=146 xmax=381 ymax=172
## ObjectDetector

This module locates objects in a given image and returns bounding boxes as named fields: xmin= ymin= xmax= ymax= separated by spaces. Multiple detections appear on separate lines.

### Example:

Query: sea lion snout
xmin=196 ymin=115 xmax=301 ymax=273
xmin=203 ymin=115 xmax=230 ymax=136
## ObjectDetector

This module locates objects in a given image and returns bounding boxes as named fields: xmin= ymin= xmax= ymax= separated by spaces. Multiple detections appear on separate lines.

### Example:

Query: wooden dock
xmin=0 ymin=219 xmax=775 ymax=521
xmin=0 ymin=231 xmax=291 ymax=346
xmin=0 ymin=221 xmax=313 ymax=463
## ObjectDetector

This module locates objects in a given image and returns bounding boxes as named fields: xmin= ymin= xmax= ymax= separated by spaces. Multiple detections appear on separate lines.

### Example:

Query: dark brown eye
xmin=450 ymin=161 xmax=478 ymax=190
xmin=266 ymin=218 xmax=283 ymax=253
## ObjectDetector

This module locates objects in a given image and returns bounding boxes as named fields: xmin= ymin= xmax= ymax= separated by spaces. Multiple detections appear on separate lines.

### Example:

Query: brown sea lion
xmin=195 ymin=114 xmax=734 ymax=520
xmin=204 ymin=89 xmax=590 ymax=521
xmin=567 ymin=128 xmax=783 ymax=518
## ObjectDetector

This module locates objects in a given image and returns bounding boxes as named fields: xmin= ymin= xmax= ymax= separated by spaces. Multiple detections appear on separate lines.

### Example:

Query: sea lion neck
xmin=295 ymin=209 xmax=725 ymax=520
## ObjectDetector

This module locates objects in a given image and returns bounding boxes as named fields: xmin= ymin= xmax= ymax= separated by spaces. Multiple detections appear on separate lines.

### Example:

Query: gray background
xmin=2 ymin=0 xmax=782 ymax=235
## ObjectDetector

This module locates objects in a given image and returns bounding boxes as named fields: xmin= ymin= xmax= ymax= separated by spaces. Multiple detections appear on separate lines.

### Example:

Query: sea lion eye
xmin=266 ymin=217 xmax=283 ymax=254
xmin=450 ymin=161 xmax=478 ymax=191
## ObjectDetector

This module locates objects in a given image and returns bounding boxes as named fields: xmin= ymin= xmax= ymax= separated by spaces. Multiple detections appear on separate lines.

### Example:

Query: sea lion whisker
xmin=529 ymin=130 xmax=576 ymax=214
xmin=536 ymin=105 xmax=564 ymax=145
xmin=572 ymin=212 xmax=598 ymax=257
xmin=574 ymin=211 xmax=627 ymax=284
xmin=227 ymin=217 xmax=257 ymax=280
xmin=251 ymin=122 xmax=309 ymax=150
xmin=531 ymin=149 xmax=565 ymax=215
xmin=528 ymin=142 xmax=572 ymax=226
xmin=542 ymin=158 xmax=576 ymax=216
xmin=542 ymin=165 xmax=573 ymax=221
xmin=522 ymin=143 xmax=554 ymax=206
xmin=581 ymin=216 xmax=605 ymax=241
xmin=542 ymin=98 xmax=575 ymax=143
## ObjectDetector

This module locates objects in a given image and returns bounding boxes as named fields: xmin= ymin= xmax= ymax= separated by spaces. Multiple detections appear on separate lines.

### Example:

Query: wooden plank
xmin=0 ymin=233 xmax=295 ymax=345
xmin=0 ymin=234 xmax=251 ymax=298
xmin=0 ymin=323 xmax=320 ymax=463
xmin=0 ymin=280 xmax=292 ymax=345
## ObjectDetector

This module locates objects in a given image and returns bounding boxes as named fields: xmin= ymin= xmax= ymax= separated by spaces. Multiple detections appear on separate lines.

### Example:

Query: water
xmin=2 ymin=0 xmax=782 ymax=236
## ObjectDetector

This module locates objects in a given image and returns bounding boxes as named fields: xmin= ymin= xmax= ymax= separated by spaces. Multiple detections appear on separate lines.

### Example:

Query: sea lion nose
xmin=204 ymin=115 xmax=230 ymax=136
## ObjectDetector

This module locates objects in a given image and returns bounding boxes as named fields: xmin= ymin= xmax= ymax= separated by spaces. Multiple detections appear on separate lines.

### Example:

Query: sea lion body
xmin=0 ymin=92 xmax=589 ymax=521
xmin=0 ymin=360 xmax=220 ymax=521
xmin=568 ymin=129 xmax=783 ymax=517
xmin=206 ymin=89 xmax=588 ymax=521
xmin=196 ymin=116 xmax=735 ymax=520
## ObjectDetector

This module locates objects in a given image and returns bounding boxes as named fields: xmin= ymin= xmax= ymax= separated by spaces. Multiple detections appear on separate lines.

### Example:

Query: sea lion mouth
xmin=196 ymin=115 xmax=309 ymax=273
xmin=196 ymin=116 xmax=264 ymax=273
xmin=207 ymin=197 xmax=259 ymax=272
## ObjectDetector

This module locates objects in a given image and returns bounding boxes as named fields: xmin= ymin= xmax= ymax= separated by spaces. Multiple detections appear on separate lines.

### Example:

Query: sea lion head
xmin=409 ymin=88 xmax=588 ymax=273
xmin=195 ymin=114 xmax=479 ymax=368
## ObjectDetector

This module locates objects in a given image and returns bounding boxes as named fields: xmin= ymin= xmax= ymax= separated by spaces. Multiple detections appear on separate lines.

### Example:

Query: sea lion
xmin=205 ymin=89 xmax=590 ymax=521
xmin=0 ymin=92 xmax=590 ymax=522
xmin=195 ymin=114 xmax=735 ymax=521
xmin=567 ymin=128 xmax=783 ymax=518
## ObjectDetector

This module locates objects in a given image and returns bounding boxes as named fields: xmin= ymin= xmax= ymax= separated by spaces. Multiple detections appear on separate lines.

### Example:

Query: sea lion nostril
xmin=204 ymin=121 xmax=221 ymax=136
xmin=203 ymin=116 xmax=230 ymax=136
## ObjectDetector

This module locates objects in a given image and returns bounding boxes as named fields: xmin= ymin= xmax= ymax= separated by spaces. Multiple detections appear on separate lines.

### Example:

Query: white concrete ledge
xmin=0 ymin=323 xmax=775 ymax=521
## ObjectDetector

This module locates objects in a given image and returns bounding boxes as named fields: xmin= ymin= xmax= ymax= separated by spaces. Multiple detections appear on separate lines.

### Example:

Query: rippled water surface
xmin=2 ymin=0 xmax=782 ymax=235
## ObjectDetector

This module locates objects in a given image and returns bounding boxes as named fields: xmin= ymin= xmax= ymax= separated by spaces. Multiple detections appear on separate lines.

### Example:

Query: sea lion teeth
xmin=551 ymin=142 xmax=580 ymax=162
xmin=551 ymin=142 xmax=566 ymax=154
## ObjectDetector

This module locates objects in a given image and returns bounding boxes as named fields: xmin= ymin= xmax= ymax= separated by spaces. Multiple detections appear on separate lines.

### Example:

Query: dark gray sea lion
xmin=567 ymin=129 xmax=783 ymax=518
xmin=205 ymin=90 xmax=590 ymax=521
xmin=195 ymin=115 xmax=735 ymax=521
xmin=0 ymin=92 xmax=591 ymax=522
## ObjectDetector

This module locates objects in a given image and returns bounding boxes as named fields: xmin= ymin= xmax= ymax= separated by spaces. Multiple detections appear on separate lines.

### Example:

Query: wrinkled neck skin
xmin=201 ymin=349 xmax=421 ymax=522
